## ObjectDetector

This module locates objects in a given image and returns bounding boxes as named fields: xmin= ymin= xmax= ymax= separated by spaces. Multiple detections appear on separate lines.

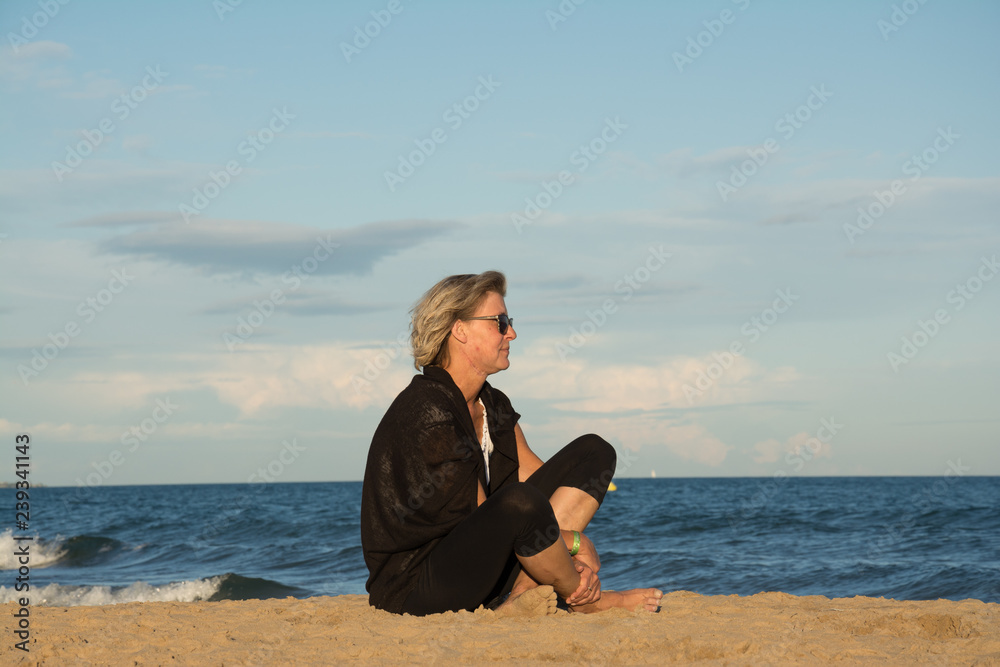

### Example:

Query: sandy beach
xmin=4 ymin=591 xmax=998 ymax=665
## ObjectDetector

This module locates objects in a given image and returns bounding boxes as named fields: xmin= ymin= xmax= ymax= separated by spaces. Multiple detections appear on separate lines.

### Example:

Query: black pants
xmin=400 ymin=434 xmax=616 ymax=616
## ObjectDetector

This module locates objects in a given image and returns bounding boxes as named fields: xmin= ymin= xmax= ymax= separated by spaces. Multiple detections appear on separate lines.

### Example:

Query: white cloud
xmin=751 ymin=438 xmax=784 ymax=464
xmin=509 ymin=338 xmax=797 ymax=411
xmin=12 ymin=40 xmax=73 ymax=60
xmin=12 ymin=342 xmax=413 ymax=417
xmin=527 ymin=413 xmax=732 ymax=467
xmin=194 ymin=64 xmax=254 ymax=79
xmin=4 ymin=331 xmax=799 ymax=471
xmin=752 ymin=431 xmax=832 ymax=464
xmin=205 ymin=343 xmax=411 ymax=414
xmin=0 ymin=40 xmax=72 ymax=85
xmin=496 ymin=340 xmax=803 ymax=467
xmin=656 ymin=145 xmax=756 ymax=178
xmin=287 ymin=131 xmax=373 ymax=140
xmin=0 ymin=417 xmax=124 ymax=445
xmin=60 ymin=70 xmax=124 ymax=99
xmin=122 ymin=134 xmax=154 ymax=154
xmin=67 ymin=210 xmax=176 ymax=228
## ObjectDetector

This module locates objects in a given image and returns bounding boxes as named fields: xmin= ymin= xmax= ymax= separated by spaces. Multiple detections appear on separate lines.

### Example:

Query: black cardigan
xmin=360 ymin=365 xmax=521 ymax=612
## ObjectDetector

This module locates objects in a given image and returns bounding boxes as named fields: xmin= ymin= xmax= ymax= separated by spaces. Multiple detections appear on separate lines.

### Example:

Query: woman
xmin=360 ymin=271 xmax=662 ymax=616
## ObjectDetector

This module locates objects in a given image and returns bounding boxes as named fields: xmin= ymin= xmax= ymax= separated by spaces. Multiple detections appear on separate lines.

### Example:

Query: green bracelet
xmin=569 ymin=530 xmax=580 ymax=556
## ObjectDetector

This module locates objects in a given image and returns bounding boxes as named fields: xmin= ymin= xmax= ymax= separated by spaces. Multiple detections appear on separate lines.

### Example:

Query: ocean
xmin=2 ymin=477 xmax=998 ymax=607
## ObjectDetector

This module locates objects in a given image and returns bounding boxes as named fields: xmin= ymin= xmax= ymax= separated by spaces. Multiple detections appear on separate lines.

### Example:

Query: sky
xmin=1 ymin=0 xmax=998 ymax=487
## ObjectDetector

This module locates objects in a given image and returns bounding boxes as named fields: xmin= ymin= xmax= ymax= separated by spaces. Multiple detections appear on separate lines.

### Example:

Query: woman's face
xmin=464 ymin=291 xmax=517 ymax=375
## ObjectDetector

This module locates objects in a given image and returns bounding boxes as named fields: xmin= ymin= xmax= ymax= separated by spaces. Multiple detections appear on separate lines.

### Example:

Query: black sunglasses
xmin=465 ymin=313 xmax=514 ymax=335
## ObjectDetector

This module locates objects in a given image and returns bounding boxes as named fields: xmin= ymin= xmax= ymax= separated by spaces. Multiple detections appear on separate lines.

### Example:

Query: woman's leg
xmin=493 ymin=435 xmax=615 ymax=599
xmin=525 ymin=434 xmax=617 ymax=502
xmin=400 ymin=482 xmax=580 ymax=616
xmin=525 ymin=433 xmax=617 ymax=530
xmin=509 ymin=435 xmax=663 ymax=612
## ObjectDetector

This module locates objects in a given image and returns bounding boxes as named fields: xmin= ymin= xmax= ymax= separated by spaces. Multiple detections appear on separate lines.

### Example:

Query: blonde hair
xmin=410 ymin=271 xmax=507 ymax=370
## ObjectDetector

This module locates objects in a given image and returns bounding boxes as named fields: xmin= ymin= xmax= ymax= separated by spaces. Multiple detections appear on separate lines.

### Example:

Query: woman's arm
xmin=514 ymin=423 xmax=544 ymax=482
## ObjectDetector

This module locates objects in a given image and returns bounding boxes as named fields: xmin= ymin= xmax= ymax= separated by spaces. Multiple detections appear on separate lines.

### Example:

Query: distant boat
xmin=607 ymin=481 xmax=617 ymax=492
xmin=651 ymin=470 xmax=656 ymax=478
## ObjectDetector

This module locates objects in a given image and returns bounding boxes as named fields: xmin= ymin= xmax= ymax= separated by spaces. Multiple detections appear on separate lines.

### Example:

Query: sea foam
xmin=0 ymin=575 xmax=225 ymax=607
xmin=0 ymin=528 xmax=66 ymax=570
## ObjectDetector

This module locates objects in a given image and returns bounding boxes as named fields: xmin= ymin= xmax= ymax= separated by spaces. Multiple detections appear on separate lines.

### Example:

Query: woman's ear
xmin=450 ymin=319 xmax=468 ymax=344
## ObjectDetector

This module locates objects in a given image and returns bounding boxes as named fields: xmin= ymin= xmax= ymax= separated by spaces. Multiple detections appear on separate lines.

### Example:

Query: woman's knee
xmin=491 ymin=484 xmax=561 ymax=556
xmin=492 ymin=482 xmax=551 ymax=518
xmin=574 ymin=433 xmax=617 ymax=478
xmin=568 ymin=434 xmax=616 ymax=504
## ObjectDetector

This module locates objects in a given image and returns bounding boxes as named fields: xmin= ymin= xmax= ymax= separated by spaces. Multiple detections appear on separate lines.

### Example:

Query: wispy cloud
xmin=97 ymin=218 xmax=464 ymax=276
xmin=0 ymin=40 xmax=72 ymax=87
xmin=753 ymin=430 xmax=832 ymax=464
xmin=202 ymin=290 xmax=389 ymax=317
xmin=65 ymin=210 xmax=178 ymax=228
xmin=287 ymin=131 xmax=373 ymax=140
xmin=656 ymin=146 xmax=754 ymax=178
xmin=194 ymin=64 xmax=254 ymax=79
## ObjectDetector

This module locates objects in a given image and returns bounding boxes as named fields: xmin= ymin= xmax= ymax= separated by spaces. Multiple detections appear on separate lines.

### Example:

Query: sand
xmin=4 ymin=591 xmax=999 ymax=665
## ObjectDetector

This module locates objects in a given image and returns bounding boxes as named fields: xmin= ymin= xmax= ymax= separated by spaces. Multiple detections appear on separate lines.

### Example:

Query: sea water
xmin=2 ymin=477 xmax=997 ymax=606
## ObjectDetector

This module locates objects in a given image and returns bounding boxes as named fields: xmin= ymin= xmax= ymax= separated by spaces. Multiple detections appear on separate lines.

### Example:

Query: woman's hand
xmin=562 ymin=530 xmax=600 ymax=574
xmin=565 ymin=562 xmax=601 ymax=606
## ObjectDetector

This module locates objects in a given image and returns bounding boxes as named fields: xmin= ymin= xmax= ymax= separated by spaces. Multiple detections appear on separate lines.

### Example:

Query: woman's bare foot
xmin=495 ymin=585 xmax=559 ymax=618
xmin=568 ymin=588 xmax=662 ymax=613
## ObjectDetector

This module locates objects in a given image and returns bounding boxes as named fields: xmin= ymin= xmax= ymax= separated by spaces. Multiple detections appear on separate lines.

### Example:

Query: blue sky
xmin=1 ymin=0 xmax=998 ymax=486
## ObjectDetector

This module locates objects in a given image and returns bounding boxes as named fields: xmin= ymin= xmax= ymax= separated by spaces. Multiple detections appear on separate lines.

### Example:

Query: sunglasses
xmin=465 ymin=313 xmax=514 ymax=335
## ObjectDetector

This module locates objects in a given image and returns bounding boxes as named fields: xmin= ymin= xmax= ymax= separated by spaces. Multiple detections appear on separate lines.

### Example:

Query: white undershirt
xmin=477 ymin=398 xmax=494 ymax=485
